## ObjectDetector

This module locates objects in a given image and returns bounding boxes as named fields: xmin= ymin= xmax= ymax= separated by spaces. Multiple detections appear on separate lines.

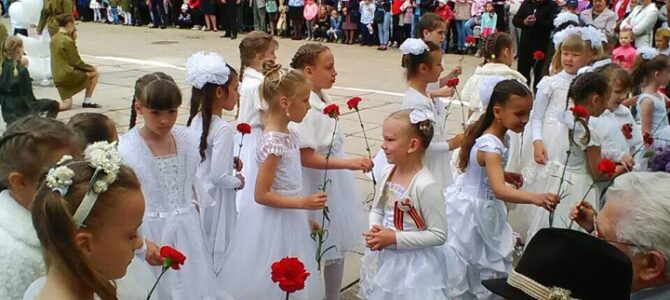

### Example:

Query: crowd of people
xmin=1 ymin=0 xmax=670 ymax=298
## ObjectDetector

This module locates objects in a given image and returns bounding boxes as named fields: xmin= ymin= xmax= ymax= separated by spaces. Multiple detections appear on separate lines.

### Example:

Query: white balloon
xmin=8 ymin=2 xmax=28 ymax=26
xmin=21 ymin=0 xmax=43 ymax=25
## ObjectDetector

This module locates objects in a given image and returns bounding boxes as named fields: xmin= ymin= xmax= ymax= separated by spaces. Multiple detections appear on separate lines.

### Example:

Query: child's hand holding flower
xmin=569 ymin=201 xmax=596 ymax=233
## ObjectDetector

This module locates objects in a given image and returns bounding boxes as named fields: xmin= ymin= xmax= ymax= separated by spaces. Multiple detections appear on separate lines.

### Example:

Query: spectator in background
xmin=512 ymin=0 xmax=558 ymax=91
xmin=571 ymin=172 xmax=670 ymax=300
xmin=463 ymin=0 xmax=485 ymax=49
xmin=201 ymin=0 xmax=217 ymax=31
xmin=251 ymin=0 xmax=266 ymax=32
xmin=149 ymin=0 xmax=169 ymax=28
xmin=435 ymin=0 xmax=454 ymax=52
xmin=342 ymin=5 xmax=358 ymax=44
xmin=222 ymin=0 xmax=240 ymax=39
xmin=508 ymin=0 xmax=522 ymax=56
xmin=176 ymin=3 xmax=194 ymax=28
xmin=655 ymin=27 xmax=670 ymax=55
xmin=359 ymin=0 xmax=376 ymax=45
xmin=619 ymin=0 xmax=658 ymax=48
xmin=288 ymin=0 xmax=305 ymax=40
xmin=327 ymin=8 xmax=343 ymax=42
xmin=376 ymin=0 xmax=392 ymax=50
xmin=453 ymin=0 xmax=471 ymax=54
xmin=391 ymin=0 xmax=403 ymax=47
xmin=659 ymin=0 xmax=670 ymax=28
xmin=613 ymin=29 xmax=637 ymax=70
xmin=580 ymin=0 xmax=616 ymax=35
xmin=303 ymin=0 xmax=318 ymax=40
xmin=188 ymin=0 xmax=203 ymax=30
xmin=266 ymin=0 xmax=278 ymax=35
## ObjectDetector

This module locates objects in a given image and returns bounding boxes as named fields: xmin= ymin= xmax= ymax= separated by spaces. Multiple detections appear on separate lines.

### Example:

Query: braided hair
xmin=0 ymin=116 xmax=77 ymax=190
xmin=565 ymin=72 xmax=609 ymax=145
xmin=481 ymin=32 xmax=513 ymax=66
xmin=187 ymin=65 xmax=239 ymax=162
xmin=290 ymin=43 xmax=330 ymax=70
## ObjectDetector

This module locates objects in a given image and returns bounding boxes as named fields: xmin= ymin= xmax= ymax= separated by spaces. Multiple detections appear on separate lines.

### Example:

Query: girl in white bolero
xmin=619 ymin=0 xmax=659 ymax=48
xmin=359 ymin=109 xmax=450 ymax=300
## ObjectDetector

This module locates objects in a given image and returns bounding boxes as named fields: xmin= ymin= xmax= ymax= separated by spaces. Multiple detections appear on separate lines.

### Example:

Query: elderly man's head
xmin=599 ymin=172 xmax=670 ymax=291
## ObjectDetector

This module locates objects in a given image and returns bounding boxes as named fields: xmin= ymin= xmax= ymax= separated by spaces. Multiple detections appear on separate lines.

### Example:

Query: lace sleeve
xmin=255 ymin=131 xmax=299 ymax=162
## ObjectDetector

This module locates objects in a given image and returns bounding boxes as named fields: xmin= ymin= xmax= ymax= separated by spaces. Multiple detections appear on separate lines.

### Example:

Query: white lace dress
xmin=290 ymin=91 xmax=366 ymax=265
xmin=525 ymin=122 xmax=601 ymax=241
xmin=188 ymin=114 xmax=241 ymax=275
xmin=217 ymin=130 xmax=324 ymax=300
xmin=236 ymin=68 xmax=266 ymax=214
xmin=119 ymin=126 xmax=222 ymax=300
xmin=444 ymin=134 xmax=513 ymax=300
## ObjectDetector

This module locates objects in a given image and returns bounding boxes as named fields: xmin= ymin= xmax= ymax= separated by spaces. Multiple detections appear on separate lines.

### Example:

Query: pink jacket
xmin=612 ymin=45 xmax=637 ymax=70
xmin=304 ymin=3 xmax=318 ymax=20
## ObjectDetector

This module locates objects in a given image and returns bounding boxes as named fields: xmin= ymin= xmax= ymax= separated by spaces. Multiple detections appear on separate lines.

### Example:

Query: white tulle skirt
xmin=217 ymin=199 xmax=324 ymax=300
xmin=444 ymin=185 xmax=513 ymax=299
xmin=235 ymin=127 xmax=261 ymax=214
xmin=524 ymin=165 xmax=599 ymax=243
xmin=301 ymin=151 xmax=366 ymax=264
xmin=358 ymin=247 xmax=450 ymax=300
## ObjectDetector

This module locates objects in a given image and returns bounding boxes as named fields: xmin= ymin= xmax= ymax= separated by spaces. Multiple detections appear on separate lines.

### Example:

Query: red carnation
xmin=323 ymin=103 xmax=340 ymax=118
xmin=347 ymin=97 xmax=362 ymax=111
xmin=570 ymin=105 xmax=589 ymax=119
xmin=271 ymin=257 xmax=310 ymax=294
xmin=643 ymin=132 xmax=654 ymax=146
xmin=160 ymin=246 xmax=186 ymax=270
xmin=465 ymin=35 xmax=476 ymax=44
xmin=622 ymin=123 xmax=633 ymax=140
xmin=597 ymin=159 xmax=617 ymax=177
xmin=533 ymin=51 xmax=545 ymax=61
xmin=446 ymin=77 xmax=460 ymax=88
xmin=236 ymin=123 xmax=252 ymax=135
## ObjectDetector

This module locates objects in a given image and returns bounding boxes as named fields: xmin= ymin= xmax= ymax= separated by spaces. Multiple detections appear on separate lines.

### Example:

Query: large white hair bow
xmin=186 ymin=51 xmax=231 ymax=89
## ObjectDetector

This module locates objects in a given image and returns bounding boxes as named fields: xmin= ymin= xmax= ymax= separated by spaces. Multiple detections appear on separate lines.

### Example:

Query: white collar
xmin=0 ymin=190 xmax=40 ymax=247
xmin=477 ymin=63 xmax=528 ymax=83
xmin=308 ymin=90 xmax=333 ymax=112
xmin=243 ymin=67 xmax=264 ymax=82
xmin=559 ymin=70 xmax=577 ymax=80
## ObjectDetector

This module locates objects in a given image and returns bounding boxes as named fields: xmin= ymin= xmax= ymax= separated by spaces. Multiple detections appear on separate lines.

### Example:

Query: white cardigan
xmin=620 ymin=3 xmax=659 ymax=48
xmin=0 ymin=190 xmax=45 ymax=300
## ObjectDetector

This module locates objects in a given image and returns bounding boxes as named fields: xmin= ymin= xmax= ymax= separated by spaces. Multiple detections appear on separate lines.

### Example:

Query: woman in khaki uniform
xmin=50 ymin=14 xmax=100 ymax=110
xmin=37 ymin=0 xmax=74 ymax=37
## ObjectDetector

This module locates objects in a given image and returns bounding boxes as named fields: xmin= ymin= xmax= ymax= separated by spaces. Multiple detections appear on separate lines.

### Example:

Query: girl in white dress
xmin=218 ymin=63 xmax=325 ymax=300
xmin=289 ymin=43 xmax=371 ymax=300
xmin=185 ymin=52 xmax=243 ymax=275
xmin=445 ymin=79 xmax=559 ymax=300
xmin=0 ymin=117 xmax=79 ymax=299
xmin=631 ymin=48 xmax=670 ymax=151
xmin=359 ymin=109 xmax=449 ymax=300
xmin=388 ymin=38 xmax=461 ymax=191
xmin=119 ymin=75 xmax=219 ymax=299
xmin=236 ymin=31 xmax=278 ymax=213
xmin=525 ymin=72 xmax=627 ymax=241
xmin=28 ymin=146 xmax=145 ymax=300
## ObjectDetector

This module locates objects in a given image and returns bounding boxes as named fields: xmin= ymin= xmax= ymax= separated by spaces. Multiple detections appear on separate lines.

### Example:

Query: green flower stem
xmin=146 ymin=266 xmax=168 ymax=300
xmin=355 ymin=109 xmax=376 ymax=199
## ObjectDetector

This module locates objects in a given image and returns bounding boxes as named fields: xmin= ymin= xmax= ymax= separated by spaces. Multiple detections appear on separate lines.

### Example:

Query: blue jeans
xmin=411 ymin=14 xmax=420 ymax=38
xmin=454 ymin=19 xmax=466 ymax=50
xmin=377 ymin=10 xmax=391 ymax=45
xmin=2 ymin=0 xmax=8 ymax=16
xmin=111 ymin=7 xmax=119 ymax=24
xmin=464 ymin=17 xmax=475 ymax=37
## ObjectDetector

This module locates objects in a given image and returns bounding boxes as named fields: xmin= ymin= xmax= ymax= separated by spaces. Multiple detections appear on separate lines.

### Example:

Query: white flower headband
xmin=478 ymin=76 xmax=506 ymax=108
xmin=553 ymin=26 xmax=605 ymax=50
xmin=409 ymin=109 xmax=435 ymax=124
xmin=399 ymin=38 xmax=430 ymax=56
xmin=637 ymin=46 xmax=659 ymax=60
xmin=45 ymin=141 xmax=123 ymax=227
xmin=553 ymin=12 xmax=579 ymax=28
xmin=186 ymin=51 xmax=231 ymax=89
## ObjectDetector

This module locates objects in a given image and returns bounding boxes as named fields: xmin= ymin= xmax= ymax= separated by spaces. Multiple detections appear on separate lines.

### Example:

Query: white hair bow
xmin=409 ymin=109 xmax=435 ymax=124
xmin=637 ymin=46 xmax=659 ymax=60
xmin=186 ymin=51 xmax=231 ymax=89
xmin=553 ymin=12 xmax=579 ymax=28
xmin=399 ymin=39 xmax=430 ymax=56
xmin=553 ymin=26 xmax=605 ymax=50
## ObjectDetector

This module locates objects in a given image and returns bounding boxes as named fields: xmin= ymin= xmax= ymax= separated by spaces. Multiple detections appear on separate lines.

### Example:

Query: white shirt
xmin=620 ymin=3 xmax=659 ymax=48
xmin=237 ymin=68 xmax=266 ymax=127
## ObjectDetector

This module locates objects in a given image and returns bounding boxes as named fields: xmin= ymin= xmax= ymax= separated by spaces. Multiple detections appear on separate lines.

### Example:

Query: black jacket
xmin=513 ymin=0 xmax=559 ymax=51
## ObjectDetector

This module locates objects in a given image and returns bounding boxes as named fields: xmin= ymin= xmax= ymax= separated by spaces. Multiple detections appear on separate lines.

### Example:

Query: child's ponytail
xmin=458 ymin=80 xmax=531 ymax=172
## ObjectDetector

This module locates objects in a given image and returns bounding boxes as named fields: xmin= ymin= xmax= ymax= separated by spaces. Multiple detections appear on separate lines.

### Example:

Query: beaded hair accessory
xmin=185 ymin=51 xmax=231 ymax=89
xmin=45 ymin=141 xmax=122 ymax=227
xmin=399 ymin=39 xmax=430 ymax=55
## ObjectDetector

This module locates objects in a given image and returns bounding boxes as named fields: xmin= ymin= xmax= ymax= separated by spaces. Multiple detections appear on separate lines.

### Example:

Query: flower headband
xmin=399 ymin=39 xmax=430 ymax=56
xmin=637 ymin=46 xmax=659 ymax=60
xmin=45 ymin=141 xmax=123 ymax=227
xmin=553 ymin=26 xmax=605 ymax=50
xmin=409 ymin=109 xmax=435 ymax=124
xmin=478 ymin=76 xmax=506 ymax=108
xmin=186 ymin=51 xmax=231 ymax=89
xmin=553 ymin=12 xmax=579 ymax=28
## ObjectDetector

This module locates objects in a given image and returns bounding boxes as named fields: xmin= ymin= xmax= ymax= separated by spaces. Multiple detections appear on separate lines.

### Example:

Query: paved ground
xmin=4 ymin=21 xmax=485 ymax=298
